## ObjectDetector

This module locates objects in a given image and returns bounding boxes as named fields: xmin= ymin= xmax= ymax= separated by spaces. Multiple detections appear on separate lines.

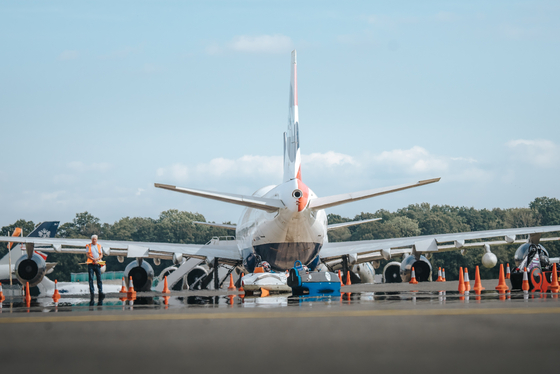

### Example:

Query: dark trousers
xmin=88 ymin=264 xmax=103 ymax=294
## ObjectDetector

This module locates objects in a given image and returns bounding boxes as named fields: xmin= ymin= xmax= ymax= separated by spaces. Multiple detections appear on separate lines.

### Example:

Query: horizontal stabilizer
xmin=193 ymin=221 xmax=236 ymax=230
xmin=309 ymin=178 xmax=441 ymax=211
xmin=327 ymin=217 xmax=381 ymax=230
xmin=155 ymin=183 xmax=284 ymax=213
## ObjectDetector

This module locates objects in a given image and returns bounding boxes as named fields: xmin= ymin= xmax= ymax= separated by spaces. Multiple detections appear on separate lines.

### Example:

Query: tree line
xmin=1 ymin=196 xmax=559 ymax=282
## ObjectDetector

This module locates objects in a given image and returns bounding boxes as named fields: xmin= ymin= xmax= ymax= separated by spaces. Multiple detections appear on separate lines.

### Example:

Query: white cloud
xmin=506 ymin=139 xmax=558 ymax=168
xmin=304 ymin=151 xmax=356 ymax=167
xmin=58 ymin=50 xmax=79 ymax=61
xmin=67 ymin=162 xmax=112 ymax=173
xmin=156 ymin=155 xmax=283 ymax=183
xmin=372 ymin=146 xmax=449 ymax=174
xmin=229 ymin=34 xmax=293 ymax=54
xmin=155 ymin=147 xmax=486 ymax=189
xmin=206 ymin=34 xmax=294 ymax=55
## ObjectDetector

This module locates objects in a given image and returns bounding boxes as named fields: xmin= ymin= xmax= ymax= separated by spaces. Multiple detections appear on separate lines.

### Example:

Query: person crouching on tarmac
xmin=86 ymin=235 xmax=104 ymax=297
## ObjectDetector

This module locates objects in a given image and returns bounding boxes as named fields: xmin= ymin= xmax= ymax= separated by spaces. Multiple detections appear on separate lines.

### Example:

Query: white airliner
xmin=1 ymin=51 xmax=559 ymax=291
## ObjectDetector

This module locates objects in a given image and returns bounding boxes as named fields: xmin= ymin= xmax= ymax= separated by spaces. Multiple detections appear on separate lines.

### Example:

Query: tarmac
xmin=1 ymin=279 xmax=559 ymax=374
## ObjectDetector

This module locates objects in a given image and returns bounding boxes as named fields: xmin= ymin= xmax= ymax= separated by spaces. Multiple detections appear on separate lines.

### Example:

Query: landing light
xmin=292 ymin=189 xmax=303 ymax=198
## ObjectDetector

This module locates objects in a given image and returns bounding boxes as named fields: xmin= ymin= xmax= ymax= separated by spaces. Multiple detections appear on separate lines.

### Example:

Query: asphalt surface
xmin=1 ymin=281 xmax=559 ymax=374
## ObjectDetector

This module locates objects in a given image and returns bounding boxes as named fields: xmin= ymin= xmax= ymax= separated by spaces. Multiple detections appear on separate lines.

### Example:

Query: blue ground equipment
xmin=287 ymin=260 xmax=341 ymax=295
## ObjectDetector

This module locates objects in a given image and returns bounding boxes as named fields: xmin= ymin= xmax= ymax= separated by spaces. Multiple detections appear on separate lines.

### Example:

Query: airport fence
xmin=71 ymin=271 xmax=125 ymax=282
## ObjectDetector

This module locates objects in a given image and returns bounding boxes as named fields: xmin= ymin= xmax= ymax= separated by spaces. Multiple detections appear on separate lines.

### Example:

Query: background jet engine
xmin=400 ymin=254 xmax=432 ymax=282
xmin=124 ymin=260 xmax=154 ymax=291
xmin=382 ymin=254 xmax=432 ymax=283
xmin=383 ymin=261 xmax=402 ymax=283
xmin=15 ymin=253 xmax=47 ymax=287
xmin=184 ymin=266 xmax=209 ymax=290
xmin=352 ymin=262 xmax=375 ymax=284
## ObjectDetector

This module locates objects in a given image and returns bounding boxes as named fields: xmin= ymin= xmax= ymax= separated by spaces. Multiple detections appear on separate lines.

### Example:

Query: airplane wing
xmin=0 ymin=236 xmax=242 ymax=266
xmin=327 ymin=218 xmax=381 ymax=230
xmin=309 ymin=178 xmax=440 ymax=211
xmin=154 ymin=183 xmax=284 ymax=213
xmin=320 ymin=225 xmax=560 ymax=263
xmin=193 ymin=221 xmax=236 ymax=230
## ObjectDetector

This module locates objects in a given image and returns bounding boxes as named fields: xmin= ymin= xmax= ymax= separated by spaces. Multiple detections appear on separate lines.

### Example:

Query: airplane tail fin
xmin=0 ymin=221 xmax=60 ymax=265
xmin=283 ymin=50 xmax=302 ymax=182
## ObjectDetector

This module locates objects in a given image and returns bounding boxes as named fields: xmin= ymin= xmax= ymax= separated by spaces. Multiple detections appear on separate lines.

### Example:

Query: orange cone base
xmin=409 ymin=278 xmax=418 ymax=284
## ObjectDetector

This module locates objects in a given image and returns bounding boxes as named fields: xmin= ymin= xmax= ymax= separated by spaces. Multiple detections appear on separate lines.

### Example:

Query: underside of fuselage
xmin=253 ymin=242 xmax=322 ymax=272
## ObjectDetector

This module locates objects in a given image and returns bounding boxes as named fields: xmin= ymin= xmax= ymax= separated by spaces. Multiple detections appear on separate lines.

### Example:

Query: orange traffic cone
xmin=442 ymin=268 xmax=446 ymax=282
xmin=346 ymin=271 xmax=352 ymax=286
xmin=409 ymin=267 xmax=418 ymax=284
xmin=464 ymin=268 xmax=471 ymax=292
xmin=522 ymin=267 xmax=530 ymax=292
xmin=458 ymin=267 xmax=465 ymax=293
xmin=162 ymin=276 xmax=171 ymax=294
xmin=25 ymin=282 xmax=31 ymax=306
xmin=52 ymin=280 xmax=61 ymax=303
xmin=119 ymin=277 xmax=127 ymax=293
xmin=127 ymin=276 xmax=136 ymax=299
xmin=0 ymin=282 xmax=5 ymax=303
xmin=238 ymin=273 xmax=245 ymax=293
xmin=506 ymin=263 xmax=511 ymax=279
xmin=495 ymin=264 xmax=509 ymax=292
xmin=549 ymin=265 xmax=559 ymax=293
xmin=338 ymin=270 xmax=344 ymax=286
xmin=227 ymin=273 xmax=236 ymax=291
xmin=260 ymin=288 xmax=270 ymax=297
xmin=473 ymin=266 xmax=485 ymax=294
xmin=436 ymin=267 xmax=443 ymax=282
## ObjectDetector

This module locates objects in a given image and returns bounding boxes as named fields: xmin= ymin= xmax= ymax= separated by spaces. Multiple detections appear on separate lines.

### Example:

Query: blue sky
xmin=1 ymin=1 xmax=559 ymax=227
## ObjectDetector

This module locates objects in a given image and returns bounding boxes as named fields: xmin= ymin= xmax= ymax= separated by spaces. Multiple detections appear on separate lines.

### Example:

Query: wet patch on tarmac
xmin=2 ymin=279 xmax=560 ymax=315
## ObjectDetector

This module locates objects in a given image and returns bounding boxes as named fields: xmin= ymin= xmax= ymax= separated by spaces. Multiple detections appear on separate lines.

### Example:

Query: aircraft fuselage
xmin=236 ymin=179 xmax=328 ymax=272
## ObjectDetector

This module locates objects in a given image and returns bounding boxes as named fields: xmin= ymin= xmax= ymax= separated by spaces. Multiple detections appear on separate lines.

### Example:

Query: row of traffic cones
xmin=436 ymin=267 xmax=446 ymax=282
xmin=458 ymin=266 xmax=486 ymax=294
xmin=338 ymin=270 xmax=353 ymax=286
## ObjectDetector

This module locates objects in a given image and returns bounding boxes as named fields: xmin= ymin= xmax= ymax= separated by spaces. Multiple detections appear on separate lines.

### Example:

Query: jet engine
xmin=124 ymin=259 xmax=154 ymax=291
xmin=15 ymin=253 xmax=47 ymax=287
xmin=383 ymin=261 xmax=402 ymax=283
xmin=382 ymin=254 xmax=432 ymax=283
xmin=352 ymin=262 xmax=375 ymax=284
xmin=400 ymin=254 xmax=432 ymax=282
xmin=185 ymin=266 xmax=209 ymax=290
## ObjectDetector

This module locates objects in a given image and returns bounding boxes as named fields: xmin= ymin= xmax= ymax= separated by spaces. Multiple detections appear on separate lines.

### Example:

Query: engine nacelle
xmin=15 ymin=253 xmax=47 ymax=287
xmin=400 ymin=254 xmax=432 ymax=282
xmin=124 ymin=260 xmax=154 ymax=291
xmin=185 ymin=266 xmax=209 ymax=290
xmin=352 ymin=262 xmax=375 ymax=284
xmin=383 ymin=261 xmax=402 ymax=283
